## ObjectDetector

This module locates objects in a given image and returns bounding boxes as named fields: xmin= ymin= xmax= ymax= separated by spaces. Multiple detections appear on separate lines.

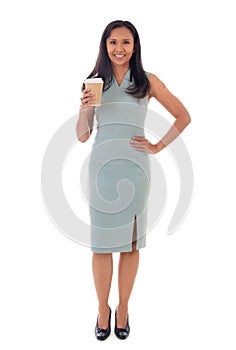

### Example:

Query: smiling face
xmin=106 ymin=27 xmax=135 ymax=69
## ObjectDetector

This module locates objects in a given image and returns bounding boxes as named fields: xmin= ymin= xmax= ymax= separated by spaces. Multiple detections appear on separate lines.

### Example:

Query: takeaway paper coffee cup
xmin=84 ymin=78 xmax=104 ymax=106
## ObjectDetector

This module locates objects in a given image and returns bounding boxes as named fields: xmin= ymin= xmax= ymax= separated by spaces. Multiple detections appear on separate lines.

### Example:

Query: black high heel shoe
xmin=114 ymin=307 xmax=130 ymax=340
xmin=95 ymin=307 xmax=111 ymax=341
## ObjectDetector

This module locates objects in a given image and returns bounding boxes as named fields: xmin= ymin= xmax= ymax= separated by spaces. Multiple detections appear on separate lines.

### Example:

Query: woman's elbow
xmin=186 ymin=114 xmax=191 ymax=125
xmin=184 ymin=112 xmax=191 ymax=126
xmin=77 ymin=131 xmax=90 ymax=143
xmin=78 ymin=137 xmax=88 ymax=143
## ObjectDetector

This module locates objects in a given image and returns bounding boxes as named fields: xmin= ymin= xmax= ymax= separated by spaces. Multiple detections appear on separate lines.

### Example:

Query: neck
xmin=112 ymin=65 xmax=130 ymax=79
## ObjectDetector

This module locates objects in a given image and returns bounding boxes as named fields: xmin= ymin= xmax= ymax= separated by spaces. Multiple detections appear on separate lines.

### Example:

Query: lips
xmin=114 ymin=54 xmax=126 ymax=58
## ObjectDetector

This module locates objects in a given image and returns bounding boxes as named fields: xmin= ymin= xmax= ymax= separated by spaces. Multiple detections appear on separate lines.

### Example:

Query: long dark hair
xmin=83 ymin=20 xmax=150 ymax=99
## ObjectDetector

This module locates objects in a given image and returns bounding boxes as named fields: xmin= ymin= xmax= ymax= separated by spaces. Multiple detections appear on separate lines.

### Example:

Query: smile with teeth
xmin=114 ymin=54 xmax=126 ymax=58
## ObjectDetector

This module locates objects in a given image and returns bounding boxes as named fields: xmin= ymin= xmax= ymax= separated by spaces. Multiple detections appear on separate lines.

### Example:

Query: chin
xmin=111 ymin=59 xmax=130 ymax=66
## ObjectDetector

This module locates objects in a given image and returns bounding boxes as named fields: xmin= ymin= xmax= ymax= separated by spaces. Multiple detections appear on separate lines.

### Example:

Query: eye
xmin=124 ymin=40 xmax=130 ymax=44
xmin=109 ymin=40 xmax=116 ymax=45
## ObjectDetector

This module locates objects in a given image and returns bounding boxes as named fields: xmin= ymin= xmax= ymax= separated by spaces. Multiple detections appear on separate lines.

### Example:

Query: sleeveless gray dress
xmin=88 ymin=69 xmax=151 ymax=253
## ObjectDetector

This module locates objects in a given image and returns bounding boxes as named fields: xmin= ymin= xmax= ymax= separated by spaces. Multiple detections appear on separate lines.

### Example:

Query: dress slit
xmin=132 ymin=215 xmax=137 ymax=251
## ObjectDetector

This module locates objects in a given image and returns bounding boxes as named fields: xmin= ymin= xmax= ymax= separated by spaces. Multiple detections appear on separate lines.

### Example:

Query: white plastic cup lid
xmin=84 ymin=78 xmax=103 ymax=83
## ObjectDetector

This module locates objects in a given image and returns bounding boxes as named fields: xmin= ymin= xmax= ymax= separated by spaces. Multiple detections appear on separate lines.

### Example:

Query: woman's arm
xmin=76 ymin=106 xmax=95 ymax=142
xmin=76 ymin=88 xmax=96 ymax=143
xmin=149 ymin=73 xmax=191 ymax=152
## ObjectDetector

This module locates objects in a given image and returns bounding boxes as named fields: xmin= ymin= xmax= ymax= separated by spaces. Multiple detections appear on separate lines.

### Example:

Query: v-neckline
xmin=114 ymin=69 xmax=130 ymax=88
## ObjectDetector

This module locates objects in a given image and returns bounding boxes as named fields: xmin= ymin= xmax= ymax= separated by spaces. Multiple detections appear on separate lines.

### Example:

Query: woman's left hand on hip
xmin=129 ymin=137 xmax=157 ymax=154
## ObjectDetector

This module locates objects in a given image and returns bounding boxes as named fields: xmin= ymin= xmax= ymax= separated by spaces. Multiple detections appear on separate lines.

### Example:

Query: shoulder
xmin=148 ymin=73 xmax=167 ymax=99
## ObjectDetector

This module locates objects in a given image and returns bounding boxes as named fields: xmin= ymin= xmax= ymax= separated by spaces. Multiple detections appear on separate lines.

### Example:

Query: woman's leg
xmin=117 ymin=249 xmax=139 ymax=327
xmin=117 ymin=216 xmax=140 ymax=327
xmin=92 ymin=253 xmax=113 ymax=328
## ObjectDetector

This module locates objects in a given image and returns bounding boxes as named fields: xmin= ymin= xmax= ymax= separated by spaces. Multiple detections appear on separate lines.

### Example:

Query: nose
xmin=117 ymin=42 xmax=124 ymax=51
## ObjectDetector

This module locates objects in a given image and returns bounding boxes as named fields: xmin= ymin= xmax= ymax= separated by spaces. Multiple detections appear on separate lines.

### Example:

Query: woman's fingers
xmin=129 ymin=137 xmax=157 ymax=154
xmin=83 ymin=88 xmax=91 ymax=94
xmin=80 ymin=89 xmax=96 ymax=106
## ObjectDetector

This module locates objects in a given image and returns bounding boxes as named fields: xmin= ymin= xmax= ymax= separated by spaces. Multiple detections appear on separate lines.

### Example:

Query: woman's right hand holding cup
xmin=80 ymin=88 xmax=96 ymax=109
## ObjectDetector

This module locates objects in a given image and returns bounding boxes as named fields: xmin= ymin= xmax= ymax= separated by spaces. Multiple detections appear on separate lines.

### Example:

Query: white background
xmin=1 ymin=0 xmax=236 ymax=348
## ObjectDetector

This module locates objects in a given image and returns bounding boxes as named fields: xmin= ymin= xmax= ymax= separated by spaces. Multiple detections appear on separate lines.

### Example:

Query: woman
xmin=76 ymin=20 xmax=191 ymax=341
